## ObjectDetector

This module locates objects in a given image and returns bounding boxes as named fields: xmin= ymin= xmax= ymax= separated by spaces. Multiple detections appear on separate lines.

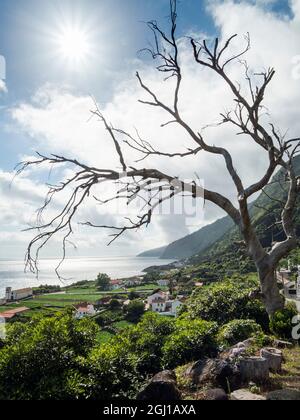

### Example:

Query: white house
xmin=151 ymin=298 xmax=168 ymax=313
xmin=149 ymin=291 xmax=183 ymax=317
xmin=157 ymin=279 xmax=170 ymax=287
xmin=147 ymin=290 xmax=169 ymax=306
xmin=75 ymin=304 xmax=96 ymax=319
xmin=110 ymin=280 xmax=123 ymax=290
xmin=125 ymin=277 xmax=143 ymax=287
xmin=5 ymin=287 xmax=33 ymax=302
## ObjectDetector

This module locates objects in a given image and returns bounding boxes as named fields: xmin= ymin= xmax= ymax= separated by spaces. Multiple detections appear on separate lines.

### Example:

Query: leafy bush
xmin=124 ymin=300 xmax=145 ymax=323
xmin=269 ymin=302 xmax=298 ymax=340
xmin=185 ymin=278 xmax=269 ymax=329
xmin=127 ymin=312 xmax=175 ymax=374
xmin=86 ymin=335 xmax=141 ymax=399
xmin=218 ymin=319 xmax=262 ymax=347
xmin=162 ymin=319 xmax=218 ymax=369
xmin=0 ymin=314 xmax=99 ymax=400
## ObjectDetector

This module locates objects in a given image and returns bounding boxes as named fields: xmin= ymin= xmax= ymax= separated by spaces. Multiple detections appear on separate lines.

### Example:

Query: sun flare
xmin=57 ymin=25 xmax=91 ymax=64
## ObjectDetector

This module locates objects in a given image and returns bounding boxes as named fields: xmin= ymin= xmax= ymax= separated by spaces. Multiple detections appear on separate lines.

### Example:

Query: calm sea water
xmin=0 ymin=256 xmax=174 ymax=298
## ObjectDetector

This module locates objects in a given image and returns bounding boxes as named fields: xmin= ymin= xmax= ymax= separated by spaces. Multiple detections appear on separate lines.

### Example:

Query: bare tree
xmin=18 ymin=0 xmax=299 ymax=316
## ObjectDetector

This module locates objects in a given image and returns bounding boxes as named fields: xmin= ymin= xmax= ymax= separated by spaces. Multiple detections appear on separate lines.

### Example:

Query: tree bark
xmin=256 ymin=260 xmax=285 ymax=316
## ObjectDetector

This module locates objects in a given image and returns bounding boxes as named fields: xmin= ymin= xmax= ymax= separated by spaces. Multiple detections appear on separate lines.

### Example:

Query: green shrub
xmin=124 ymin=300 xmax=145 ymax=323
xmin=162 ymin=319 xmax=218 ymax=369
xmin=218 ymin=319 xmax=262 ymax=347
xmin=127 ymin=312 xmax=175 ymax=374
xmin=269 ymin=302 xmax=298 ymax=340
xmin=86 ymin=335 xmax=141 ymax=399
xmin=185 ymin=278 xmax=269 ymax=329
xmin=0 ymin=314 xmax=99 ymax=400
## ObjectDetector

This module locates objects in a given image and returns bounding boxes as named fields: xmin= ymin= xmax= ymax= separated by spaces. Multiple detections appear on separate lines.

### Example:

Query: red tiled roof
xmin=0 ymin=307 xmax=30 ymax=319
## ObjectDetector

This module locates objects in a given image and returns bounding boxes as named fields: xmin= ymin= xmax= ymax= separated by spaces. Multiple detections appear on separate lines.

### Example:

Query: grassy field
xmin=0 ymin=279 xmax=161 ymax=321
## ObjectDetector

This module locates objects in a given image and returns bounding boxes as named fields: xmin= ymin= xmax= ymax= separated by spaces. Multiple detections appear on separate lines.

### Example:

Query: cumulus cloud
xmin=7 ymin=0 xmax=300 ymax=256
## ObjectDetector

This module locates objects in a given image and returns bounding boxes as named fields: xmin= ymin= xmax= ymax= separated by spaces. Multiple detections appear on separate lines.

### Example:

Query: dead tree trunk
xmin=256 ymin=258 xmax=285 ymax=316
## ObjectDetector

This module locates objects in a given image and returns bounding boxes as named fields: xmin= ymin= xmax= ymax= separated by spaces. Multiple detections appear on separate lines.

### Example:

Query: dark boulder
xmin=204 ymin=388 xmax=229 ymax=401
xmin=267 ymin=389 xmax=300 ymax=401
xmin=185 ymin=359 xmax=242 ymax=392
xmin=137 ymin=370 xmax=181 ymax=401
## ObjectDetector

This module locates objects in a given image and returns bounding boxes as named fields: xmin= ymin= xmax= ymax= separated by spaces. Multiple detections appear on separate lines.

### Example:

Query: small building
xmin=5 ymin=287 xmax=33 ymax=302
xmin=149 ymin=290 xmax=183 ymax=317
xmin=0 ymin=307 xmax=30 ymax=321
xmin=74 ymin=304 xmax=96 ymax=320
xmin=125 ymin=277 xmax=143 ymax=287
xmin=157 ymin=279 xmax=170 ymax=287
xmin=147 ymin=290 xmax=169 ymax=306
xmin=110 ymin=280 xmax=123 ymax=290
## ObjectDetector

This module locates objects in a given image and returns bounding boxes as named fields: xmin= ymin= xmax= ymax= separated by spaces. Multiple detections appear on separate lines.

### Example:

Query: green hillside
xmin=189 ymin=156 xmax=300 ymax=273
xmin=141 ymin=156 xmax=300 ymax=270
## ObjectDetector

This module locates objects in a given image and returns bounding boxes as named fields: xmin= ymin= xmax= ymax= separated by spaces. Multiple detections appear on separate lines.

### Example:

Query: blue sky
xmin=0 ymin=0 xmax=298 ymax=260
xmin=0 ymin=0 xmax=292 ymax=170
xmin=0 ymin=0 xmax=215 ymax=171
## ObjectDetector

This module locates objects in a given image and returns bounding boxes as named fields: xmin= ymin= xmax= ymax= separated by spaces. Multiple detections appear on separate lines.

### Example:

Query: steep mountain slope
xmin=140 ymin=156 xmax=300 ymax=263
xmin=189 ymin=156 xmax=300 ymax=270
xmin=160 ymin=216 xmax=234 ymax=259
xmin=138 ymin=246 xmax=167 ymax=258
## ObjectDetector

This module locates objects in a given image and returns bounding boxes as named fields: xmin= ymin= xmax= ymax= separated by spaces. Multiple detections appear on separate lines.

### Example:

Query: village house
xmin=0 ymin=307 xmax=30 ymax=321
xmin=124 ymin=277 xmax=143 ymax=287
xmin=276 ymin=268 xmax=291 ymax=284
xmin=74 ymin=304 xmax=96 ymax=320
xmin=157 ymin=279 xmax=170 ymax=287
xmin=5 ymin=287 xmax=33 ymax=302
xmin=147 ymin=290 xmax=170 ymax=305
xmin=147 ymin=290 xmax=183 ymax=317
xmin=110 ymin=280 xmax=123 ymax=290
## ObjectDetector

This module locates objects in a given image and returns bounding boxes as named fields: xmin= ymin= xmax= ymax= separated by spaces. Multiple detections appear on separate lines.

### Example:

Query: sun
xmin=56 ymin=25 xmax=91 ymax=64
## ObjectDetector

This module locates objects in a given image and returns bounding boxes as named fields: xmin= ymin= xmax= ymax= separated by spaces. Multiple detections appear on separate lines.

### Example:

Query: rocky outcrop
xmin=266 ymin=389 xmax=300 ymax=401
xmin=231 ymin=389 xmax=266 ymax=401
xmin=184 ymin=358 xmax=242 ymax=392
xmin=137 ymin=370 xmax=181 ymax=401
xmin=260 ymin=348 xmax=283 ymax=373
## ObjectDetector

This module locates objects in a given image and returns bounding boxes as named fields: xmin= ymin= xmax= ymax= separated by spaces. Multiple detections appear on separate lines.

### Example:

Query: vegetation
xmin=184 ymin=276 xmax=269 ymax=330
xmin=270 ymin=302 xmax=299 ymax=340
xmin=96 ymin=273 xmax=111 ymax=291
xmin=124 ymin=300 xmax=145 ymax=323
xmin=0 ymin=270 xmax=299 ymax=400
xmin=218 ymin=319 xmax=262 ymax=347
xmin=162 ymin=318 xmax=218 ymax=369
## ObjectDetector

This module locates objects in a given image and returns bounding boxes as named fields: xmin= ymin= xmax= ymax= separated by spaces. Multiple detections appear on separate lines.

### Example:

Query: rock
xmin=266 ymin=389 xmax=300 ymax=401
xmin=185 ymin=359 xmax=242 ymax=392
xmin=231 ymin=389 xmax=266 ymax=401
xmin=273 ymin=339 xmax=293 ymax=349
xmin=260 ymin=348 xmax=283 ymax=373
xmin=137 ymin=370 xmax=181 ymax=401
xmin=229 ymin=347 xmax=247 ymax=359
xmin=185 ymin=359 xmax=215 ymax=385
xmin=239 ymin=357 xmax=269 ymax=384
xmin=204 ymin=388 xmax=229 ymax=401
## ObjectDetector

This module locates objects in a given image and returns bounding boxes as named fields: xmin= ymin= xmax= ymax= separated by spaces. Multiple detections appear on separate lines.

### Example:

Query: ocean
xmin=0 ymin=256 xmax=174 ymax=298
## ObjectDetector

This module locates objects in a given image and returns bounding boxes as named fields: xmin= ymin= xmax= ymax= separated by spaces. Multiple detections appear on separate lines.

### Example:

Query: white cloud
xmin=0 ymin=80 xmax=7 ymax=93
xmin=6 ymin=0 xmax=300 ymax=256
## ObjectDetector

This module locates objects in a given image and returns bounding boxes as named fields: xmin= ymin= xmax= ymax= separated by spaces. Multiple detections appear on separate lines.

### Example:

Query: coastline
xmin=0 ymin=256 xmax=176 ymax=299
